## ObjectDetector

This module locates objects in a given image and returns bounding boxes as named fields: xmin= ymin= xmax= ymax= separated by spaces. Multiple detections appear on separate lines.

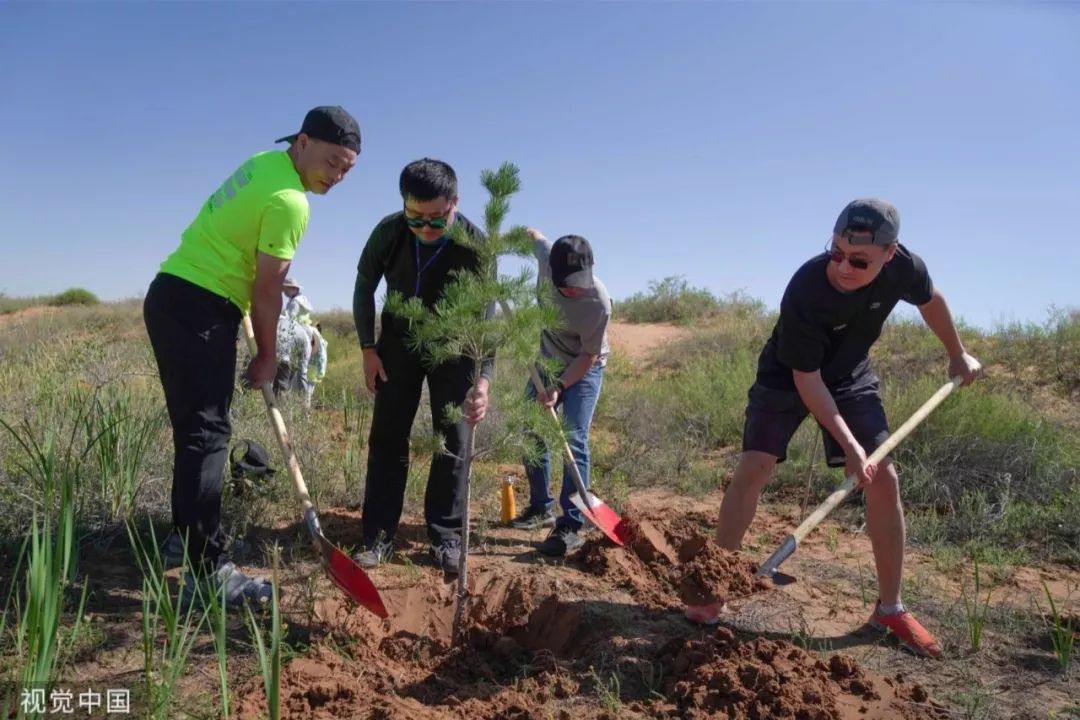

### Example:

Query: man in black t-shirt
xmin=688 ymin=199 xmax=982 ymax=659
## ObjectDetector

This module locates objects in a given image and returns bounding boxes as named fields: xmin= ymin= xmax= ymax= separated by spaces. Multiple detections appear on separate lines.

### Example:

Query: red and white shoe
xmin=870 ymin=602 xmax=943 ymax=659
xmin=684 ymin=602 xmax=724 ymax=625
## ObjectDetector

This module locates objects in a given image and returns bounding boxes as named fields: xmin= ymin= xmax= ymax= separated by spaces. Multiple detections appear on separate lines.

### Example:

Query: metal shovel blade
xmin=570 ymin=492 xmax=631 ymax=546
xmin=303 ymin=508 xmax=389 ymax=619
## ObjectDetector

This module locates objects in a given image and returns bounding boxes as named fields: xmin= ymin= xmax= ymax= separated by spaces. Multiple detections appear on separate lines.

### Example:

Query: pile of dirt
xmin=234 ymin=513 xmax=942 ymax=719
xmin=578 ymin=513 xmax=771 ymax=609
xmin=646 ymin=626 xmax=943 ymax=719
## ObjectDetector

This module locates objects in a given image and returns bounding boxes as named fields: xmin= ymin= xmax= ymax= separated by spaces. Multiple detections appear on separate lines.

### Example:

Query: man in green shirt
xmin=144 ymin=106 xmax=360 ymax=605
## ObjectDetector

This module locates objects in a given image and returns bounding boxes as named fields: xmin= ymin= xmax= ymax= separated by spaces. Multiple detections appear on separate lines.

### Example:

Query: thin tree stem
xmin=451 ymin=362 xmax=481 ymax=646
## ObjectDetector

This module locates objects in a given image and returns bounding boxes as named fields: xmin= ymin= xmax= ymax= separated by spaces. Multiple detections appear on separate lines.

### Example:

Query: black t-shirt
xmin=755 ymin=244 xmax=934 ymax=391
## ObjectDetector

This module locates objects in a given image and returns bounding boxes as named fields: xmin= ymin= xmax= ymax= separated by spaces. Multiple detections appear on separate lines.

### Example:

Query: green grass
xmin=0 ymin=293 xmax=50 ymax=315
xmin=0 ymin=287 xmax=1077 ymax=716
xmin=0 ymin=291 xmax=1077 ymax=566
xmin=0 ymin=407 xmax=90 ymax=718
xmin=247 ymin=546 xmax=283 ymax=720
xmin=0 ymin=288 xmax=99 ymax=314
xmin=960 ymin=554 xmax=995 ymax=652
xmin=126 ymin=522 xmax=210 ymax=720
xmin=1041 ymin=579 xmax=1076 ymax=676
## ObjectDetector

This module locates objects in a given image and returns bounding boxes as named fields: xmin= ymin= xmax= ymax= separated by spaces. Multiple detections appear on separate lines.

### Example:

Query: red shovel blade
xmin=571 ymin=492 xmax=631 ymax=546
xmin=318 ymin=535 xmax=389 ymax=619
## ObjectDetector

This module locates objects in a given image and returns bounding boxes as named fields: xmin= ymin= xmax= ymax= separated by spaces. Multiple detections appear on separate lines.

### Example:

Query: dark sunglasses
xmin=405 ymin=216 xmax=449 ymax=230
xmin=404 ymin=205 xmax=451 ymax=230
xmin=826 ymin=242 xmax=872 ymax=270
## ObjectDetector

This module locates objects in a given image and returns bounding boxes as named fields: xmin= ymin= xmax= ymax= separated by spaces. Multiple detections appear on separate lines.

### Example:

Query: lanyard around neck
xmin=414 ymin=237 xmax=449 ymax=296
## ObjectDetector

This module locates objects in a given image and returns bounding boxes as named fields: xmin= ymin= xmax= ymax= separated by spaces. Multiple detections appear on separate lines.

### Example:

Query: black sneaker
xmin=431 ymin=541 xmax=462 ymax=575
xmin=538 ymin=525 xmax=584 ymax=557
xmin=510 ymin=505 xmax=556 ymax=530
xmin=352 ymin=537 xmax=394 ymax=569
xmin=160 ymin=529 xmax=187 ymax=569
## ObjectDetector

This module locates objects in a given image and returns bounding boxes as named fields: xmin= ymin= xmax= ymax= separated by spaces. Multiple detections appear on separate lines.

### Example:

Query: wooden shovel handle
xmin=241 ymin=315 xmax=315 ymax=515
xmin=498 ymin=299 xmax=594 ymax=511
xmin=791 ymin=376 xmax=963 ymax=544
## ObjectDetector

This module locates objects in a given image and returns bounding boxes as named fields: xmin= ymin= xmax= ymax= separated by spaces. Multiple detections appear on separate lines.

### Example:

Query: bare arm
xmin=251 ymin=253 xmax=289 ymax=355
xmin=793 ymin=369 xmax=876 ymax=485
xmin=917 ymin=287 xmax=982 ymax=386
xmin=793 ymin=369 xmax=858 ymax=454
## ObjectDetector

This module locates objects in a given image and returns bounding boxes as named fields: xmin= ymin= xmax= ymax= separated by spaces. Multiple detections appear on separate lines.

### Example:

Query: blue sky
xmin=2 ymin=1 xmax=1077 ymax=331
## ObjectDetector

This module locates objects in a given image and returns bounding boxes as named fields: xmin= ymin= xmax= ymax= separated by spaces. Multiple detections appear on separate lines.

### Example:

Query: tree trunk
xmin=451 ymin=365 xmax=480 ymax=646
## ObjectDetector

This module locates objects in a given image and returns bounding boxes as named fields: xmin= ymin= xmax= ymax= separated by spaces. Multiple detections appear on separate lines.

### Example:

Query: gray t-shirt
xmin=535 ymin=238 xmax=612 ymax=368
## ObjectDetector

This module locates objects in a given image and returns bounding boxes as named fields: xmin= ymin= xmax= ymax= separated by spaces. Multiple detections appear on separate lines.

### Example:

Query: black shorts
xmin=741 ymin=379 xmax=890 ymax=467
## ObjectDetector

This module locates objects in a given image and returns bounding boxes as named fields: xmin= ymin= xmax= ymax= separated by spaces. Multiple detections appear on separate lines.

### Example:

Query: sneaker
xmin=432 ymin=541 xmax=462 ymax=575
xmin=510 ymin=505 xmax=557 ymax=530
xmin=870 ymin=602 xmax=943 ymax=658
xmin=684 ymin=602 xmax=725 ymax=626
xmin=538 ymin=525 xmax=584 ymax=557
xmin=353 ymin=538 xmax=394 ymax=569
xmin=182 ymin=561 xmax=273 ymax=609
xmin=160 ymin=529 xmax=187 ymax=569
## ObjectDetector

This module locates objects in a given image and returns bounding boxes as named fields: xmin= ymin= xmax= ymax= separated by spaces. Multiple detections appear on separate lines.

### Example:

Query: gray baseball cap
xmin=833 ymin=199 xmax=900 ymax=246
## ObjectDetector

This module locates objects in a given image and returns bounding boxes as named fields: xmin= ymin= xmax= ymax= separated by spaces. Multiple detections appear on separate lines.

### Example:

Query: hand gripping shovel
xmin=756 ymin=376 xmax=963 ymax=585
xmin=241 ymin=315 xmax=388 ymax=618
xmin=499 ymin=301 xmax=629 ymax=546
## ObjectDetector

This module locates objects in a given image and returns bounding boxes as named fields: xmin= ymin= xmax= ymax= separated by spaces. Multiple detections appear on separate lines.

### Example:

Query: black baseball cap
xmin=833 ymin=198 xmax=900 ymax=246
xmin=275 ymin=106 xmax=361 ymax=153
xmin=550 ymin=235 xmax=595 ymax=289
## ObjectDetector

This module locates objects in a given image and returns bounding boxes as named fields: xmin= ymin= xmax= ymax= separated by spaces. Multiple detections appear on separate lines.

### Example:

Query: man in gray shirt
xmin=511 ymin=229 xmax=612 ymax=556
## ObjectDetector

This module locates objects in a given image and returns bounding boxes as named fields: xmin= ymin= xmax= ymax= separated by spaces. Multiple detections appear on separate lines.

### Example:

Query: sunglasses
xmin=404 ymin=205 xmax=452 ymax=230
xmin=826 ymin=242 xmax=872 ymax=270
xmin=405 ymin=216 xmax=448 ymax=230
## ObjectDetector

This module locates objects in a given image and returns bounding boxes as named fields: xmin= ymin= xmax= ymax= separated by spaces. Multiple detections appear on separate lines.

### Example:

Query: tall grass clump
xmin=885 ymin=375 xmax=1080 ymax=561
xmin=960 ymin=554 xmax=994 ymax=652
xmin=0 ymin=407 xmax=90 ymax=717
xmin=126 ymin=522 xmax=211 ymax=720
xmin=246 ymin=545 xmax=283 ymax=720
xmin=84 ymin=388 xmax=167 ymax=523
xmin=1040 ymin=579 xmax=1076 ymax=676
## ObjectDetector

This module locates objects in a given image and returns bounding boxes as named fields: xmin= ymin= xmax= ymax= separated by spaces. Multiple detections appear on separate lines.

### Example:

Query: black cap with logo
xmin=550 ymin=235 xmax=595 ymax=289
xmin=275 ymin=106 xmax=361 ymax=153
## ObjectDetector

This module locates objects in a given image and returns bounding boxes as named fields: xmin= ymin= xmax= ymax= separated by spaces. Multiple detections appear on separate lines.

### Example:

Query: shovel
xmin=241 ymin=315 xmax=388 ymax=618
xmin=757 ymin=376 xmax=963 ymax=585
xmin=498 ymin=300 xmax=628 ymax=545
xmin=525 ymin=364 xmax=629 ymax=546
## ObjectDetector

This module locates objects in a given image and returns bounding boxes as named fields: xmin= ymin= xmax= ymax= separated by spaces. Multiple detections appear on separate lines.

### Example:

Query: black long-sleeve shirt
xmin=352 ymin=210 xmax=494 ymax=378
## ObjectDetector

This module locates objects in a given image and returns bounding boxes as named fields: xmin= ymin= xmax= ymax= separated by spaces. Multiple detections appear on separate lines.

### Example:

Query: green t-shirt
xmin=160 ymin=151 xmax=310 ymax=312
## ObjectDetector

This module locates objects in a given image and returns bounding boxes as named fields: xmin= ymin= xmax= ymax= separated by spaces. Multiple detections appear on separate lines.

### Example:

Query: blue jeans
xmin=523 ymin=363 xmax=604 ymax=531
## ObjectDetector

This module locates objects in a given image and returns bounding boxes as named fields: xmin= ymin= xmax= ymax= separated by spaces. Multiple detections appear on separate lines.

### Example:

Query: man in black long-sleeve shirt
xmin=352 ymin=158 xmax=491 ymax=574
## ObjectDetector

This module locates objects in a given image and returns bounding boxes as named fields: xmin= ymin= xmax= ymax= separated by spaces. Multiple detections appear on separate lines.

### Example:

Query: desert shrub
xmin=50 ymin=288 xmax=100 ymax=306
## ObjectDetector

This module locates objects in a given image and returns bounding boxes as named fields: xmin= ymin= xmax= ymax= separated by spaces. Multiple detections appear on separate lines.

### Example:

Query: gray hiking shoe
xmin=510 ymin=505 xmax=556 ymax=530
xmin=353 ymin=538 xmax=394 ymax=569
xmin=182 ymin=561 xmax=273 ymax=609
xmin=431 ymin=541 xmax=462 ymax=575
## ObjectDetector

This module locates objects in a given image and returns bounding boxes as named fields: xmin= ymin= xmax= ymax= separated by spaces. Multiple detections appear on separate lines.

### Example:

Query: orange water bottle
xmin=500 ymin=475 xmax=517 ymax=524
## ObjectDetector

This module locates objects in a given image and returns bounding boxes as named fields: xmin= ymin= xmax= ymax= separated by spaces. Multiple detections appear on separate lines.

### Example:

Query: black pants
xmin=362 ymin=334 xmax=473 ymax=547
xmin=143 ymin=273 xmax=241 ymax=566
